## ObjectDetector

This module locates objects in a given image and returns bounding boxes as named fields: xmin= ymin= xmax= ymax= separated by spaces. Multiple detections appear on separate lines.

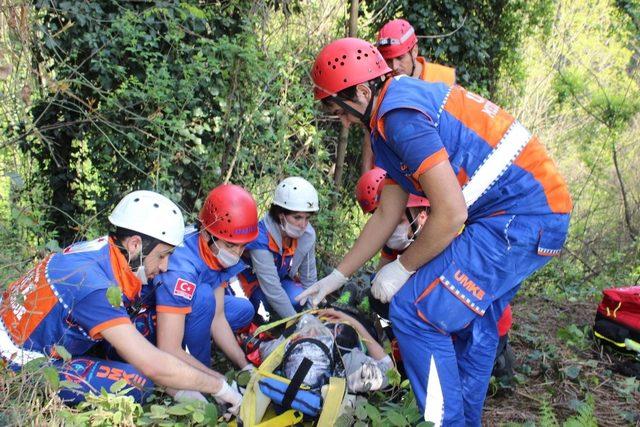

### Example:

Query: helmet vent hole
xmin=162 ymin=231 xmax=166 ymax=235
xmin=364 ymin=53 xmax=368 ymax=57
xmin=332 ymin=65 xmax=336 ymax=69
xmin=342 ymin=55 xmax=346 ymax=59
xmin=153 ymin=203 xmax=159 ymax=208
xmin=357 ymin=49 xmax=362 ymax=53
xmin=357 ymin=56 xmax=361 ymax=60
xmin=340 ymin=62 xmax=344 ymax=66
xmin=327 ymin=61 xmax=331 ymax=66
xmin=134 ymin=198 xmax=140 ymax=202
xmin=173 ymin=210 xmax=177 ymax=214
xmin=343 ymin=78 xmax=347 ymax=82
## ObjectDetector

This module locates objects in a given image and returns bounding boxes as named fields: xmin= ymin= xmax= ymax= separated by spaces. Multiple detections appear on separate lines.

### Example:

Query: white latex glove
xmin=371 ymin=257 xmax=415 ymax=303
xmin=240 ymin=364 xmax=255 ymax=372
xmin=295 ymin=268 xmax=347 ymax=307
xmin=174 ymin=389 xmax=208 ymax=403
xmin=213 ymin=380 xmax=242 ymax=416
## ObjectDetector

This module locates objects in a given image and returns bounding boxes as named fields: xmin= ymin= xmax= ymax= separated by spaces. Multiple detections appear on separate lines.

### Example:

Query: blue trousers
xmin=389 ymin=213 xmax=569 ymax=426
xmin=125 ymin=290 xmax=254 ymax=367
xmin=249 ymin=278 xmax=304 ymax=318
xmin=183 ymin=287 xmax=254 ymax=366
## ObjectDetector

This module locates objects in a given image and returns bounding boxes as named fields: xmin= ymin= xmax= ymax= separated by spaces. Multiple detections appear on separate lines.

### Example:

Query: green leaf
xmin=22 ymin=357 xmax=48 ymax=372
xmin=106 ymin=286 xmax=123 ymax=307
xmin=416 ymin=422 xmax=435 ymax=427
xmin=364 ymin=402 xmax=381 ymax=422
xmin=355 ymin=403 xmax=367 ymax=420
xmin=180 ymin=3 xmax=207 ymax=19
xmin=563 ymin=365 xmax=582 ymax=380
xmin=166 ymin=404 xmax=192 ymax=416
xmin=386 ymin=368 xmax=402 ymax=387
xmin=54 ymin=344 xmax=72 ymax=361
xmin=110 ymin=379 xmax=128 ymax=393
xmin=386 ymin=410 xmax=408 ymax=426
xmin=204 ymin=403 xmax=218 ymax=425
xmin=43 ymin=366 xmax=60 ymax=389
xmin=192 ymin=411 xmax=205 ymax=423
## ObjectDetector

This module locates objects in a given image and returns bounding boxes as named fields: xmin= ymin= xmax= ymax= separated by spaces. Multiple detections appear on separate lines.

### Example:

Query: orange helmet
xmin=199 ymin=184 xmax=259 ymax=244
xmin=311 ymin=38 xmax=391 ymax=100
xmin=376 ymin=19 xmax=418 ymax=60
xmin=407 ymin=194 xmax=430 ymax=209
xmin=355 ymin=167 xmax=387 ymax=214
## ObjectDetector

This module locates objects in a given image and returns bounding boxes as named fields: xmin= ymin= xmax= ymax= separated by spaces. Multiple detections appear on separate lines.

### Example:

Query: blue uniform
xmin=370 ymin=77 xmax=572 ymax=425
xmin=153 ymin=228 xmax=254 ymax=366
xmin=237 ymin=217 xmax=316 ymax=319
xmin=0 ymin=236 xmax=153 ymax=403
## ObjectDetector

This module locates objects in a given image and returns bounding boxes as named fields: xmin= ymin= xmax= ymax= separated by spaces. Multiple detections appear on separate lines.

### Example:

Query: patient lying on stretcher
xmin=257 ymin=308 xmax=394 ymax=394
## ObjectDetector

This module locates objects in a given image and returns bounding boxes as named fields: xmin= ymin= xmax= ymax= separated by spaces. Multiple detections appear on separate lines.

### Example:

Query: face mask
xmin=385 ymin=221 xmax=413 ymax=250
xmin=130 ymin=249 xmax=148 ymax=284
xmin=281 ymin=216 xmax=306 ymax=239
xmin=135 ymin=265 xmax=148 ymax=285
xmin=213 ymin=239 xmax=241 ymax=268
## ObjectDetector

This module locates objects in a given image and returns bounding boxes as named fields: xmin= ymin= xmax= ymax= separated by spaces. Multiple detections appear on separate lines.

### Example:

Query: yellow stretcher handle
xmin=254 ymin=409 xmax=304 ymax=427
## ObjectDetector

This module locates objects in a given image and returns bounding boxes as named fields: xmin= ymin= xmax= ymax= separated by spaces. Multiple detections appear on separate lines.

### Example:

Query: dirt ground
xmin=483 ymin=295 xmax=640 ymax=426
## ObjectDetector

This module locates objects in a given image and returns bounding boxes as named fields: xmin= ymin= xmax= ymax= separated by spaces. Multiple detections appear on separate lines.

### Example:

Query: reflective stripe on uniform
xmin=424 ymin=355 xmax=445 ymax=426
xmin=462 ymin=121 xmax=532 ymax=208
xmin=0 ymin=317 xmax=45 ymax=365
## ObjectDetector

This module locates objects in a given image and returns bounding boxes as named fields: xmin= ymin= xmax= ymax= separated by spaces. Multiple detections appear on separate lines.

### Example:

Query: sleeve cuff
xmin=89 ymin=317 xmax=131 ymax=339
xmin=411 ymin=148 xmax=448 ymax=180
xmin=380 ymin=249 xmax=397 ymax=260
xmin=156 ymin=305 xmax=192 ymax=314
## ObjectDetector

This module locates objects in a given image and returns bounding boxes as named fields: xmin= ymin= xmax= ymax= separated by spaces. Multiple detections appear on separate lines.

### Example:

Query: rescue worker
xmin=356 ymin=168 xmax=515 ymax=379
xmin=0 ymin=191 xmax=242 ymax=414
xmin=238 ymin=177 xmax=318 ymax=320
xmin=152 ymin=184 xmax=257 ymax=399
xmin=298 ymin=38 xmax=572 ymax=425
xmin=361 ymin=19 xmax=456 ymax=173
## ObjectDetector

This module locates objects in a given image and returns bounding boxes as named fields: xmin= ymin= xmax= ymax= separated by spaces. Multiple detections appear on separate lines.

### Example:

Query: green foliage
xmin=556 ymin=324 xmax=590 ymax=350
xmin=537 ymin=394 xmax=598 ymax=427
xmin=60 ymin=386 xmax=221 ymax=426
xmin=18 ymin=1 xmax=335 ymax=247
xmin=539 ymin=398 xmax=559 ymax=427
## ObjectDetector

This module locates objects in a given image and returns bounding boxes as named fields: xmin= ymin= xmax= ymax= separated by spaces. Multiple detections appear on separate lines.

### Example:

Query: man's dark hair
xmin=321 ymin=76 xmax=387 ymax=107
xmin=268 ymin=204 xmax=295 ymax=222
xmin=111 ymin=227 xmax=161 ymax=257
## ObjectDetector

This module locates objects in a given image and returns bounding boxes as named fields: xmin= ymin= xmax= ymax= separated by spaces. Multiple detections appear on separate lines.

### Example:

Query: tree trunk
xmin=611 ymin=138 xmax=638 ymax=241
xmin=332 ymin=0 xmax=358 ymax=202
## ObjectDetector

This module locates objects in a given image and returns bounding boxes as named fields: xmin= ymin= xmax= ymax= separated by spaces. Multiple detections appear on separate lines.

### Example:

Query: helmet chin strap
xmin=330 ymin=85 xmax=379 ymax=132
xmin=409 ymin=53 xmax=416 ymax=77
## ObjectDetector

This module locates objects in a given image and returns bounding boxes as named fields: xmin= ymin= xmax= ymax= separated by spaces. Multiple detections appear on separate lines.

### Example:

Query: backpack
xmin=593 ymin=286 xmax=640 ymax=354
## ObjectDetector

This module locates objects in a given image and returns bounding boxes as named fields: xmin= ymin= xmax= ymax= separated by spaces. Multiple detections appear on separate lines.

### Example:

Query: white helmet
xmin=108 ymin=190 xmax=185 ymax=246
xmin=273 ymin=177 xmax=319 ymax=212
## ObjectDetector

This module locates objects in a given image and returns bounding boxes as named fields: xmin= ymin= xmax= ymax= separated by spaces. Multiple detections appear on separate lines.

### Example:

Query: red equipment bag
xmin=594 ymin=286 xmax=640 ymax=349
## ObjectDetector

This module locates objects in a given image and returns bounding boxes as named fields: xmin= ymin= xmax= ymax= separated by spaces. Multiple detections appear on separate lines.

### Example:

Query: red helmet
xmin=355 ymin=167 xmax=387 ymax=213
xmin=376 ymin=19 xmax=418 ymax=60
xmin=312 ymin=38 xmax=391 ymax=100
xmin=199 ymin=184 xmax=259 ymax=244
xmin=407 ymin=194 xmax=430 ymax=208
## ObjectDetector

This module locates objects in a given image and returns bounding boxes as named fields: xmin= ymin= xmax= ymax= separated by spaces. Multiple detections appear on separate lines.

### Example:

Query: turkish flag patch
xmin=173 ymin=278 xmax=196 ymax=300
